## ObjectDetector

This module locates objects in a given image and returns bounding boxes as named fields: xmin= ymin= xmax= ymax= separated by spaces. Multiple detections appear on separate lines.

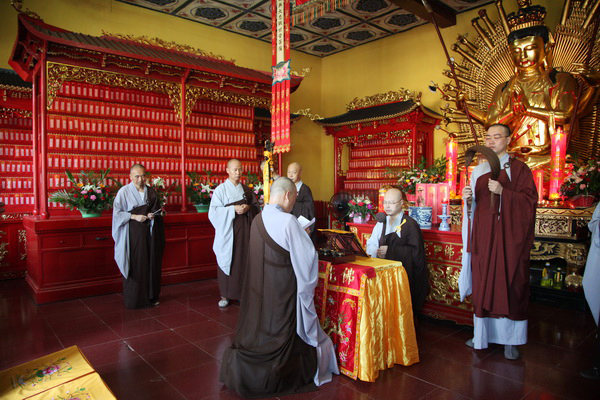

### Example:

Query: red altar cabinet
xmin=8 ymin=13 xmax=303 ymax=302
xmin=314 ymin=90 xmax=439 ymax=201
xmin=0 ymin=69 xmax=32 ymax=280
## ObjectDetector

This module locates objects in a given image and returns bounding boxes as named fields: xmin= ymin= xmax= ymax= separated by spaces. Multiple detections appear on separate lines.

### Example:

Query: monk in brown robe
xmin=112 ymin=164 xmax=165 ymax=309
xmin=208 ymin=159 xmax=260 ymax=308
xmin=460 ymin=124 xmax=537 ymax=360
xmin=220 ymin=177 xmax=338 ymax=398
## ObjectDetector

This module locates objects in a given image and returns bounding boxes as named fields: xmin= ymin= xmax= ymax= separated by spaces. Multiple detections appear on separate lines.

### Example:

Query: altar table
xmin=316 ymin=256 xmax=419 ymax=382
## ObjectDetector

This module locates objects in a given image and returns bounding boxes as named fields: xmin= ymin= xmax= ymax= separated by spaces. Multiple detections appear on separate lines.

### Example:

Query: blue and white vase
xmin=408 ymin=206 xmax=432 ymax=229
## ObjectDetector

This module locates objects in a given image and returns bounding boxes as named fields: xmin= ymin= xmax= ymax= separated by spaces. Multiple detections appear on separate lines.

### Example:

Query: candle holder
xmin=438 ymin=203 xmax=451 ymax=231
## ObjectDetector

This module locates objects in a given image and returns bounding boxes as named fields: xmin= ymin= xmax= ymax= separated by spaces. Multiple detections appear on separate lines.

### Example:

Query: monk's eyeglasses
xmin=484 ymin=134 xmax=510 ymax=141
xmin=382 ymin=200 xmax=402 ymax=206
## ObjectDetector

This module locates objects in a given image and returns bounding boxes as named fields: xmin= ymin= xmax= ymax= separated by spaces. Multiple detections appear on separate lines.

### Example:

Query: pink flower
xmin=201 ymin=189 xmax=206 ymax=193
xmin=575 ymin=177 xmax=583 ymax=183
xmin=96 ymin=189 xmax=102 ymax=194
xmin=90 ymin=195 xmax=97 ymax=200
xmin=580 ymin=183 xmax=587 ymax=190
xmin=81 ymin=190 xmax=87 ymax=194
xmin=42 ymin=365 xmax=59 ymax=376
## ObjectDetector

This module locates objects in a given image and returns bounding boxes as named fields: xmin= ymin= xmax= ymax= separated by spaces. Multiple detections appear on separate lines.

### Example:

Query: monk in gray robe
xmin=112 ymin=164 xmax=165 ymax=309
xmin=220 ymin=177 xmax=338 ymax=398
xmin=209 ymin=159 xmax=260 ymax=308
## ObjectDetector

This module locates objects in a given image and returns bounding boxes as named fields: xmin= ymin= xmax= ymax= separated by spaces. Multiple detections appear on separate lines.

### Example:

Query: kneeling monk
xmin=366 ymin=188 xmax=429 ymax=313
xmin=220 ymin=177 xmax=339 ymax=398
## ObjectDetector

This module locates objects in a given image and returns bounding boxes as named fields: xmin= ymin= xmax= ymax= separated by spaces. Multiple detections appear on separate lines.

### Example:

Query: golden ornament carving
xmin=46 ymin=62 xmax=181 ymax=119
xmin=10 ymin=0 xmax=42 ymax=20
xmin=293 ymin=108 xmax=322 ymax=121
xmin=534 ymin=207 xmax=594 ymax=239
xmin=47 ymin=50 xmax=99 ymax=64
xmin=0 ymin=213 xmax=30 ymax=221
xmin=290 ymin=67 xmax=312 ymax=77
xmin=346 ymin=89 xmax=420 ymax=112
xmin=0 ymin=230 xmax=7 ymax=265
xmin=184 ymin=85 xmax=270 ymax=110
xmin=444 ymin=244 xmax=455 ymax=258
xmin=101 ymin=31 xmax=234 ymax=63
xmin=0 ymin=107 xmax=32 ymax=118
xmin=18 ymin=229 xmax=27 ymax=261
xmin=530 ymin=240 xmax=588 ymax=270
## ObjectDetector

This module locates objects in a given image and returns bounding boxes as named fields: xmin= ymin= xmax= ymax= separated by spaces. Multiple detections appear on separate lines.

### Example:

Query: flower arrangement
xmin=346 ymin=196 xmax=375 ymax=219
xmin=149 ymin=176 xmax=178 ymax=207
xmin=391 ymin=156 xmax=446 ymax=194
xmin=245 ymin=172 xmax=264 ymax=203
xmin=186 ymin=169 xmax=216 ymax=205
xmin=560 ymin=159 xmax=600 ymax=199
xmin=49 ymin=169 xmax=117 ymax=213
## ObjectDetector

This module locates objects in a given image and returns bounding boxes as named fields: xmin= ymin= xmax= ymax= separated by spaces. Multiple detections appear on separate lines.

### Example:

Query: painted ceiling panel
xmin=117 ymin=0 xmax=494 ymax=57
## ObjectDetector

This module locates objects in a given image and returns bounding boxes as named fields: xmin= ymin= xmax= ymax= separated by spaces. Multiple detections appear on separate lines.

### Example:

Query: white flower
xmin=152 ymin=177 xmax=165 ymax=188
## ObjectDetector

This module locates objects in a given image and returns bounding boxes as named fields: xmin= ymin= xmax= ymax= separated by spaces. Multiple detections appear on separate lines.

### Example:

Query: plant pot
xmin=352 ymin=214 xmax=371 ymax=224
xmin=79 ymin=209 xmax=101 ymax=218
xmin=569 ymin=194 xmax=596 ymax=208
xmin=194 ymin=204 xmax=210 ymax=213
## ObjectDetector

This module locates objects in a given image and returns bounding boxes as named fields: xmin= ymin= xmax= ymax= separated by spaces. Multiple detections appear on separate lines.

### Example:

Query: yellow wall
xmin=0 ymin=0 xmax=566 ymax=201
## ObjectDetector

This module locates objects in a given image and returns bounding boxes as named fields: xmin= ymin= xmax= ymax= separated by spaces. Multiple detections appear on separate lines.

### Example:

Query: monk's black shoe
xmin=580 ymin=367 xmax=600 ymax=380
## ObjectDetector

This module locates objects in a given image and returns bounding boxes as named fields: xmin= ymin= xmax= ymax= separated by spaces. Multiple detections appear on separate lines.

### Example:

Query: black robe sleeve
xmin=384 ymin=215 xmax=429 ymax=312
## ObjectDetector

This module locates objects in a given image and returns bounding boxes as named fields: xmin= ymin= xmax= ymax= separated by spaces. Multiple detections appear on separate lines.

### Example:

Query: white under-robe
xmin=583 ymin=204 xmax=600 ymax=326
xmin=208 ymin=179 xmax=245 ymax=276
xmin=458 ymin=152 xmax=527 ymax=349
xmin=112 ymin=182 xmax=150 ymax=279
xmin=261 ymin=204 xmax=339 ymax=386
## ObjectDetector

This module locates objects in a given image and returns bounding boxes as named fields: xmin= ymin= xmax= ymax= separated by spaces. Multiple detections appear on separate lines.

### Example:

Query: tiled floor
xmin=1 ymin=278 xmax=599 ymax=400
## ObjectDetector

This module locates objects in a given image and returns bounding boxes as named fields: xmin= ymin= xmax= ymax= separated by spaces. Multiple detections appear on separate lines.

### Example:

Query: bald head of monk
xmin=383 ymin=188 xmax=404 ymax=218
xmin=287 ymin=162 xmax=302 ymax=184
xmin=226 ymin=159 xmax=243 ymax=184
xmin=270 ymin=177 xmax=298 ymax=213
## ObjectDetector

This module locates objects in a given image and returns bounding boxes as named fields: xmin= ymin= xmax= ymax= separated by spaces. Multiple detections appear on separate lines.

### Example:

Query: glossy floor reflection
xmin=1 ymin=278 xmax=598 ymax=400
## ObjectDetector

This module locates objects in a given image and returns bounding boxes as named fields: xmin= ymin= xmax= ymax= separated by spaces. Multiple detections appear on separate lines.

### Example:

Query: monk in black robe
xmin=287 ymin=162 xmax=316 ymax=240
xmin=112 ymin=164 xmax=165 ymax=309
xmin=366 ymin=188 xmax=429 ymax=313
xmin=220 ymin=178 xmax=338 ymax=398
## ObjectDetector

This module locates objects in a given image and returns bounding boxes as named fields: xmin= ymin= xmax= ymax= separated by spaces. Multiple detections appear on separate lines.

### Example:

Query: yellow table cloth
xmin=316 ymin=256 xmax=419 ymax=382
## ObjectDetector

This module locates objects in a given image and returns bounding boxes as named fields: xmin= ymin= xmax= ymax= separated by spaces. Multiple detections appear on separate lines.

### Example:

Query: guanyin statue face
xmin=509 ymin=35 xmax=546 ymax=72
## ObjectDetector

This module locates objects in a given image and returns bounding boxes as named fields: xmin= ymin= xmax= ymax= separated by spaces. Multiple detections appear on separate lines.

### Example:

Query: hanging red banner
xmin=271 ymin=0 xmax=291 ymax=154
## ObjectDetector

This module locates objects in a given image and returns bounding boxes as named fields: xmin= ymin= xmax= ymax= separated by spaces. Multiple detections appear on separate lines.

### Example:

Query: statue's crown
xmin=506 ymin=1 xmax=546 ymax=32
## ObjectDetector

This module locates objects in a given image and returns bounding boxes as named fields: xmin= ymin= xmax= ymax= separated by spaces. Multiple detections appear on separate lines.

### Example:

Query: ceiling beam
xmin=389 ymin=0 xmax=456 ymax=28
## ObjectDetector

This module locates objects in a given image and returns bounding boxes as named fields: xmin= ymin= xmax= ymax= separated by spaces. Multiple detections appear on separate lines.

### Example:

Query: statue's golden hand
xmin=571 ymin=63 xmax=600 ymax=87
xmin=510 ymin=84 xmax=528 ymax=114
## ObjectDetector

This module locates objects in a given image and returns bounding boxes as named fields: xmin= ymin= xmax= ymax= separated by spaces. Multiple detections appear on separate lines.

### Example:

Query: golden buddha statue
xmin=454 ymin=1 xmax=600 ymax=167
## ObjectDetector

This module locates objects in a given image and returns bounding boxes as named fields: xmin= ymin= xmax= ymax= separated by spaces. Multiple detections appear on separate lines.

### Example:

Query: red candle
xmin=549 ymin=126 xmax=567 ymax=200
xmin=445 ymin=138 xmax=458 ymax=196
xmin=532 ymin=169 xmax=544 ymax=202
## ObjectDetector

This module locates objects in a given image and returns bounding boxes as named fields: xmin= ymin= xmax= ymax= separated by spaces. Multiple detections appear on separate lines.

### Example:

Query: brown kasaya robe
xmin=220 ymin=214 xmax=317 ymax=398
xmin=470 ymin=158 xmax=537 ymax=320
xmin=217 ymin=185 xmax=260 ymax=300
xmin=381 ymin=214 xmax=429 ymax=312
xmin=123 ymin=187 xmax=165 ymax=309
